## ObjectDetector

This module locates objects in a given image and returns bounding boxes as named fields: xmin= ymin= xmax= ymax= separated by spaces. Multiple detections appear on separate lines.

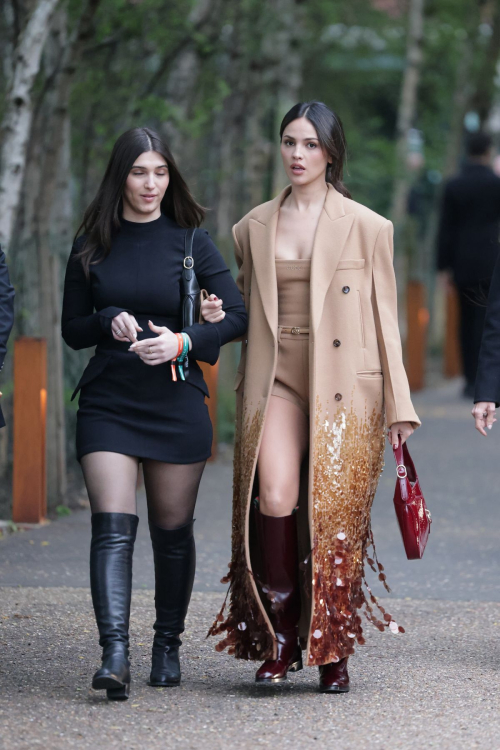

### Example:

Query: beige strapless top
xmin=276 ymin=259 xmax=311 ymax=328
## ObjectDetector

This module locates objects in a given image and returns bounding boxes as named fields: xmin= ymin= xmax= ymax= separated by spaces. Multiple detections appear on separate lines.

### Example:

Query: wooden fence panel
xmin=12 ymin=338 xmax=47 ymax=523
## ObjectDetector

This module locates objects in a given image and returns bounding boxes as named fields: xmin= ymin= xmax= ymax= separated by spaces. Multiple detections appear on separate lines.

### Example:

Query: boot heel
xmin=289 ymin=658 xmax=303 ymax=673
xmin=107 ymin=684 xmax=130 ymax=701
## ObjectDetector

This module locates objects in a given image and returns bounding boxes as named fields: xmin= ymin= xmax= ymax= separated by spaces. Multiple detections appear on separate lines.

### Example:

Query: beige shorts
xmin=271 ymin=327 xmax=310 ymax=415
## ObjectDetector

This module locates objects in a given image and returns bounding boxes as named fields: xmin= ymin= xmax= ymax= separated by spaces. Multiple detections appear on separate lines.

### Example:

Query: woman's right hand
xmin=472 ymin=401 xmax=497 ymax=436
xmin=201 ymin=294 xmax=225 ymax=323
xmin=111 ymin=312 xmax=143 ymax=343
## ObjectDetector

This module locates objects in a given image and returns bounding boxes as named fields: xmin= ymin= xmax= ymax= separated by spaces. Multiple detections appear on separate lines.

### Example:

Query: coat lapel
xmin=249 ymin=184 xmax=354 ymax=339
xmin=249 ymin=187 xmax=290 ymax=340
xmin=310 ymin=185 xmax=354 ymax=335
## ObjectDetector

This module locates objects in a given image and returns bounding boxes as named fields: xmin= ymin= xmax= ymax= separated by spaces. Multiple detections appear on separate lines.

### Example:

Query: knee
xmin=258 ymin=487 xmax=296 ymax=517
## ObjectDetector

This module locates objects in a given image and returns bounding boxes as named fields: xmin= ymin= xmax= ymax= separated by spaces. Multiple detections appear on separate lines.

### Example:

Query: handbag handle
xmin=393 ymin=436 xmax=417 ymax=485
xmin=183 ymin=228 xmax=196 ymax=277
xmin=181 ymin=228 xmax=201 ymax=331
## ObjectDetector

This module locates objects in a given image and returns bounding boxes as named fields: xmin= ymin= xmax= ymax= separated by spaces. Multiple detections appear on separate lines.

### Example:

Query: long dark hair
xmin=75 ymin=127 xmax=205 ymax=275
xmin=279 ymin=101 xmax=351 ymax=198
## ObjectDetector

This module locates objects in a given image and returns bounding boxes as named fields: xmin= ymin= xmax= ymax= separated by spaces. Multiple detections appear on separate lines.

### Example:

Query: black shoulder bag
xmin=181 ymin=228 xmax=201 ymax=328
xmin=180 ymin=228 xmax=207 ymax=378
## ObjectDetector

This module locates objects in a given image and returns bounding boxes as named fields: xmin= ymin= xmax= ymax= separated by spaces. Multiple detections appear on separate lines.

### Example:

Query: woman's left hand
xmin=387 ymin=421 xmax=414 ymax=449
xmin=201 ymin=294 xmax=225 ymax=323
xmin=128 ymin=321 xmax=191 ymax=365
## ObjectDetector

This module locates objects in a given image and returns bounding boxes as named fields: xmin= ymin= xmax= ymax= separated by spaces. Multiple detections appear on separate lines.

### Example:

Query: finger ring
xmin=148 ymin=346 xmax=152 ymax=355
xmin=117 ymin=327 xmax=123 ymax=333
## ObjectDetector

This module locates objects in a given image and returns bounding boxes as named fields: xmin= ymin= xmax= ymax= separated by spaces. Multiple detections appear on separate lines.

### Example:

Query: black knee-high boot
xmin=90 ymin=512 xmax=139 ymax=701
xmin=148 ymin=519 xmax=196 ymax=687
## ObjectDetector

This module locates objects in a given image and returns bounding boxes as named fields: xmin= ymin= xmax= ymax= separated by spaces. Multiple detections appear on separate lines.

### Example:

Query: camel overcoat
xmin=209 ymin=184 xmax=420 ymax=667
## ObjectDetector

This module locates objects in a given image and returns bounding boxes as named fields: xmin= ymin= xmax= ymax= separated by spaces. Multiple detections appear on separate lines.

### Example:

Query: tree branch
xmin=138 ymin=0 xmax=224 ymax=100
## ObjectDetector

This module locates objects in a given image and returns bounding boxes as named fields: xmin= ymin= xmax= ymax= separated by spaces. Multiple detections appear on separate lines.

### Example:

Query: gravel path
xmin=0 ymin=378 xmax=499 ymax=748
xmin=1 ymin=588 xmax=498 ymax=749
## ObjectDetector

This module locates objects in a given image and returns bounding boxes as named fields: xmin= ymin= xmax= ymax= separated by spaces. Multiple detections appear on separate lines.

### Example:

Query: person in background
xmin=472 ymin=249 xmax=500 ymax=435
xmin=0 ymin=246 xmax=15 ymax=428
xmin=437 ymin=131 xmax=500 ymax=399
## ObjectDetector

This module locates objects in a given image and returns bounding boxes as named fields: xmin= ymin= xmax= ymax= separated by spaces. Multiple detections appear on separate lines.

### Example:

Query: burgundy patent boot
xmin=254 ymin=503 xmax=302 ymax=684
xmin=318 ymin=658 xmax=350 ymax=693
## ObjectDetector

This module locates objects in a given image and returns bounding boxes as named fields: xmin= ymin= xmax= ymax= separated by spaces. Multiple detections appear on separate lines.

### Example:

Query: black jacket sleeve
xmin=474 ymin=253 xmax=500 ymax=405
xmin=436 ymin=180 xmax=457 ymax=272
xmin=61 ymin=239 xmax=132 ymax=350
xmin=0 ymin=246 xmax=15 ymax=372
xmin=181 ymin=230 xmax=247 ymax=365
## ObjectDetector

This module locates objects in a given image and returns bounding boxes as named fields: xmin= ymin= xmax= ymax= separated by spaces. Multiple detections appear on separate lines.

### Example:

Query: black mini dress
xmin=61 ymin=214 xmax=247 ymax=463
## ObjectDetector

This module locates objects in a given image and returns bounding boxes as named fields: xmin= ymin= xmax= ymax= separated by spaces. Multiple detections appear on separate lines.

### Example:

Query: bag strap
xmin=183 ymin=228 xmax=196 ymax=281
xmin=393 ymin=436 xmax=417 ymax=484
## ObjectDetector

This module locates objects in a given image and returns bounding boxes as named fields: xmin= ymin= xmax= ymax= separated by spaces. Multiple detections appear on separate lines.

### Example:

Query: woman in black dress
xmin=62 ymin=127 xmax=247 ymax=700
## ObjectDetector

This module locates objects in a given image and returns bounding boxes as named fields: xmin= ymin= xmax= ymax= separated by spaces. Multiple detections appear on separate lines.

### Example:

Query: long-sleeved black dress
xmin=61 ymin=214 xmax=247 ymax=463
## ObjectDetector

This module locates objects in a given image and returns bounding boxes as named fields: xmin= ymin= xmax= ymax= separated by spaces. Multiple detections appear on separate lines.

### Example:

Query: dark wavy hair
xmin=75 ymin=127 xmax=205 ymax=275
xmin=279 ymin=101 xmax=351 ymax=198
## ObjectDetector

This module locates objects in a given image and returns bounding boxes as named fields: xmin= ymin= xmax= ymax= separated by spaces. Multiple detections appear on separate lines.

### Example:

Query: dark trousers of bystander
xmin=458 ymin=284 xmax=489 ymax=397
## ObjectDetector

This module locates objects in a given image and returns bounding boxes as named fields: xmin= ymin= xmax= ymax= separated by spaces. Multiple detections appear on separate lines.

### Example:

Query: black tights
xmin=81 ymin=452 xmax=206 ymax=529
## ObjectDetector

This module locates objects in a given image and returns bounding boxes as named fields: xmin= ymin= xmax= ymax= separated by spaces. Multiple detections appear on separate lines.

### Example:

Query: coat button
xmin=333 ymin=339 xmax=341 ymax=347
xmin=342 ymin=286 xmax=350 ymax=294
xmin=335 ymin=393 xmax=342 ymax=401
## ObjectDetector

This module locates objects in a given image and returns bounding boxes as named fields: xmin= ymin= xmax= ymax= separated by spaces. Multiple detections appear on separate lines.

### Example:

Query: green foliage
xmin=66 ymin=0 xmax=483 ymax=221
xmin=299 ymin=0 xmax=482 ymax=214
xmin=0 ymin=379 xmax=13 ymax=399
xmin=55 ymin=505 xmax=72 ymax=517
xmin=22 ymin=0 xmax=495 ymax=456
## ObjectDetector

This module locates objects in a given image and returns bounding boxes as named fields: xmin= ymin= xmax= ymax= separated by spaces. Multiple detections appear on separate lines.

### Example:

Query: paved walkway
xmin=0 ymin=379 xmax=499 ymax=748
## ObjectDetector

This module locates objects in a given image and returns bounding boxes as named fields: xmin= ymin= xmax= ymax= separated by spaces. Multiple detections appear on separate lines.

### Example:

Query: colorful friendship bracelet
xmin=176 ymin=333 xmax=190 ymax=381
xmin=175 ymin=333 xmax=184 ymax=357
xmin=170 ymin=333 xmax=183 ymax=382
xmin=170 ymin=332 xmax=190 ymax=382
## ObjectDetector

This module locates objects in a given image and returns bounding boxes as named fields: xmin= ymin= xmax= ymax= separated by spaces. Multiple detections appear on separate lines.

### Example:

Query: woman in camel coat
xmin=206 ymin=101 xmax=420 ymax=693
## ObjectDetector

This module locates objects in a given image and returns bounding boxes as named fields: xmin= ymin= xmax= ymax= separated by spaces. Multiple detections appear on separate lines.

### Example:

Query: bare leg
xmin=81 ymin=451 xmax=139 ymax=514
xmin=258 ymin=396 xmax=309 ymax=517
xmin=254 ymin=395 xmax=308 ymax=683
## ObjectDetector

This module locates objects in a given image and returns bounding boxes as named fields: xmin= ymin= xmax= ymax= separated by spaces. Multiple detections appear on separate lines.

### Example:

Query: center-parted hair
xmin=75 ymin=127 xmax=205 ymax=275
xmin=279 ymin=101 xmax=351 ymax=199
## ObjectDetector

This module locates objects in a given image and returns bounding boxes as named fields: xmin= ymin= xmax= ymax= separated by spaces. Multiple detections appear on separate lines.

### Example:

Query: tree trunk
xmin=34 ymin=0 xmax=101 ymax=507
xmin=209 ymin=0 xmax=303 ymax=422
xmin=212 ymin=0 xmax=303 ymax=239
xmin=472 ymin=0 xmax=500 ymax=126
xmin=390 ymin=0 xmax=425 ymax=234
xmin=430 ymin=4 xmax=500 ymax=367
xmin=8 ymin=0 xmax=100 ymax=509
xmin=442 ymin=26 xmax=477 ymax=178
xmin=0 ymin=0 xmax=61 ymax=252
xmin=36 ymin=118 xmax=71 ymax=505
xmin=429 ymin=9 xmax=479 ymax=355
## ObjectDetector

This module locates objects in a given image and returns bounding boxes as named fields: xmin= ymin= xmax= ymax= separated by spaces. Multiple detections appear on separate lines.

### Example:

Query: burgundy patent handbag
xmin=392 ymin=438 xmax=431 ymax=560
